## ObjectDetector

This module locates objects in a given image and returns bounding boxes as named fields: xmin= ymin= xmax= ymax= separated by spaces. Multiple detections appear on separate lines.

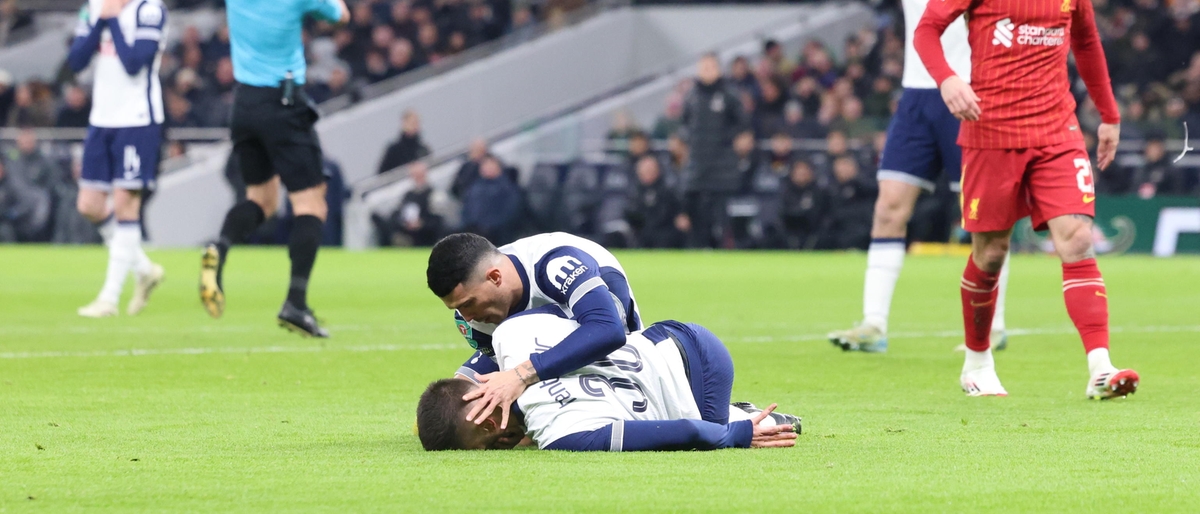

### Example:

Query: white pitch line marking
xmin=1 ymin=325 xmax=1196 ymax=360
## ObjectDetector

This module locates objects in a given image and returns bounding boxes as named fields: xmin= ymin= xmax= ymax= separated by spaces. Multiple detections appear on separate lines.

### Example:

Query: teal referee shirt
xmin=226 ymin=0 xmax=343 ymax=87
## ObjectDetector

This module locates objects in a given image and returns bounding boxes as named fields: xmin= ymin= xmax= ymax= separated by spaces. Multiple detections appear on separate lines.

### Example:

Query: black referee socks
xmin=217 ymin=200 xmax=266 ymax=286
xmin=286 ymin=215 xmax=324 ymax=311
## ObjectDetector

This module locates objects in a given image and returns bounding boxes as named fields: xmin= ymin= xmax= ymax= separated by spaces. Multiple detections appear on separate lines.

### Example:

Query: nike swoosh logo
xmin=970 ymin=300 xmax=994 ymax=307
xmin=1082 ymin=195 xmax=1095 ymax=203
xmin=1096 ymin=291 xmax=1107 ymax=298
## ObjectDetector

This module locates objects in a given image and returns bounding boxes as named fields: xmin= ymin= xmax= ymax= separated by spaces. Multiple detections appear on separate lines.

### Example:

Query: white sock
xmin=96 ymin=215 xmax=116 ymax=245
xmin=1087 ymin=348 xmax=1114 ymax=376
xmin=963 ymin=347 xmax=995 ymax=373
xmin=991 ymin=252 xmax=1011 ymax=332
xmin=97 ymin=221 xmax=140 ymax=304
xmin=862 ymin=239 xmax=906 ymax=333
xmin=131 ymin=235 xmax=153 ymax=276
xmin=728 ymin=405 xmax=755 ymax=422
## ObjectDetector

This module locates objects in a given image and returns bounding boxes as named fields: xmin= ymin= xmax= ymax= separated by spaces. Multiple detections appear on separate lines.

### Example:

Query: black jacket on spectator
xmin=461 ymin=175 xmax=521 ymax=245
xmin=780 ymin=179 xmax=831 ymax=250
xmin=825 ymin=177 xmax=877 ymax=250
xmin=377 ymin=134 xmax=431 ymax=174
xmin=56 ymin=105 xmax=91 ymax=128
xmin=1132 ymin=156 xmax=1189 ymax=196
xmin=375 ymin=186 xmax=443 ymax=246
xmin=680 ymin=77 xmax=749 ymax=193
xmin=0 ymin=166 xmax=51 ymax=242
xmin=625 ymin=174 xmax=685 ymax=249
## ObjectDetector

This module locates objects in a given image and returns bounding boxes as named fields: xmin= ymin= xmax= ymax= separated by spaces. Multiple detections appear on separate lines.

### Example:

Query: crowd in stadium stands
xmin=3 ymin=0 xmax=1200 ymax=244
xmin=375 ymin=0 xmax=1200 ymax=250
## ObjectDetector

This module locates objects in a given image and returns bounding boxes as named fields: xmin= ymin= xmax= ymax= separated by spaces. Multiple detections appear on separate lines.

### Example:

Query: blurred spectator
xmin=56 ymin=85 xmax=91 ymax=128
xmin=652 ymin=92 xmax=684 ymax=139
xmin=7 ymin=82 xmax=55 ymax=127
xmin=680 ymin=53 xmax=749 ymax=248
xmin=461 ymin=155 xmax=521 ymax=245
xmin=761 ymin=132 xmax=795 ymax=179
xmin=451 ymin=138 xmax=490 ymax=199
xmin=0 ymin=69 xmax=13 ymax=123
xmin=165 ymin=92 xmax=202 ymax=128
xmin=662 ymin=135 xmax=689 ymax=186
xmin=624 ymin=131 xmax=652 ymax=170
xmin=375 ymin=161 xmax=444 ymax=246
xmin=754 ymin=77 xmax=787 ymax=135
xmin=1132 ymin=136 xmax=1187 ymax=197
xmin=606 ymin=110 xmax=640 ymax=150
xmin=830 ymin=97 xmax=876 ymax=143
xmin=762 ymin=40 xmax=796 ymax=79
xmin=780 ymin=161 xmax=830 ymax=250
xmin=307 ymin=64 xmax=352 ymax=104
xmin=825 ymin=156 xmax=876 ymax=250
xmin=728 ymin=56 xmax=757 ymax=95
xmin=387 ymin=39 xmax=421 ymax=78
xmin=0 ymin=158 xmax=51 ymax=242
xmin=51 ymin=150 xmax=100 ymax=244
xmin=732 ymin=131 xmax=758 ymax=193
xmin=7 ymin=129 xmax=68 ymax=192
xmin=378 ymin=110 xmax=431 ymax=174
xmin=771 ymin=100 xmax=825 ymax=140
xmin=625 ymin=155 xmax=686 ymax=249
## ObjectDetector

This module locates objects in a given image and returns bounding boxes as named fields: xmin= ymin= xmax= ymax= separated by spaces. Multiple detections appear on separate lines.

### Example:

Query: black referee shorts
xmin=230 ymin=83 xmax=325 ymax=193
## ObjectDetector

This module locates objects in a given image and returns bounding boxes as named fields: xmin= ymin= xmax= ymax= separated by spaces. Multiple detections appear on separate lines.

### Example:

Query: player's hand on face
xmin=461 ymin=370 xmax=528 ymax=429
xmin=939 ymin=76 xmax=981 ymax=122
xmin=749 ymin=403 xmax=797 ymax=448
xmin=1096 ymin=123 xmax=1120 ymax=170
xmin=99 ymin=0 xmax=125 ymax=18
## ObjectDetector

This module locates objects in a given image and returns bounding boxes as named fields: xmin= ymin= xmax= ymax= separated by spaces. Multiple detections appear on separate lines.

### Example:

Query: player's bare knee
xmin=1049 ymin=215 xmax=1096 ymax=263
xmin=246 ymin=185 xmax=279 ymax=216
xmin=76 ymin=190 xmax=108 ymax=222
xmin=872 ymin=197 xmax=913 ymax=235
xmin=971 ymin=234 xmax=1010 ymax=272
xmin=290 ymin=186 xmax=328 ymax=221
xmin=1055 ymin=226 xmax=1095 ymax=263
xmin=112 ymin=189 xmax=142 ymax=220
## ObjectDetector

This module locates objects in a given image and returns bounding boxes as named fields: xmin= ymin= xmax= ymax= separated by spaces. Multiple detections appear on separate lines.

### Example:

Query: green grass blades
xmin=2 ymin=246 xmax=1199 ymax=512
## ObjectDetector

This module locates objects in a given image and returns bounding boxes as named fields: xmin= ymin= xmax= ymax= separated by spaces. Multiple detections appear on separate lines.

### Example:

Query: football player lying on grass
xmin=417 ymin=306 xmax=800 ymax=451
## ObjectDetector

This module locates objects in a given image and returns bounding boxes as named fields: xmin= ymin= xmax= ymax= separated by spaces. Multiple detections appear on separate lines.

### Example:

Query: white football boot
xmin=78 ymin=299 xmax=118 ymax=318
xmin=961 ymin=366 xmax=1008 ymax=397
xmin=128 ymin=263 xmax=165 ymax=315
xmin=1086 ymin=368 xmax=1139 ymax=400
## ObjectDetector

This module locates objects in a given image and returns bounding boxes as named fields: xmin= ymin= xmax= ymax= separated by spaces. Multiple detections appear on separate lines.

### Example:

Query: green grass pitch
xmin=3 ymin=246 xmax=1199 ymax=512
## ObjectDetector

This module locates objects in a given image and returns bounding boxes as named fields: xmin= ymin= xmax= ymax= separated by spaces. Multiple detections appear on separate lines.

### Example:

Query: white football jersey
xmin=493 ymin=311 xmax=701 ymax=449
xmin=463 ymin=232 xmax=640 ymax=342
xmin=902 ymin=0 xmax=971 ymax=88
xmin=78 ymin=0 xmax=167 ymax=127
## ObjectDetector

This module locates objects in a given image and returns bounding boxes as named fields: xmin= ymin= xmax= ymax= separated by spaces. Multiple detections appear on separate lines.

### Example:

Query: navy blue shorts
xmin=81 ymin=125 xmax=162 ymax=192
xmin=878 ymin=88 xmax=962 ymax=193
xmin=643 ymin=321 xmax=734 ymax=425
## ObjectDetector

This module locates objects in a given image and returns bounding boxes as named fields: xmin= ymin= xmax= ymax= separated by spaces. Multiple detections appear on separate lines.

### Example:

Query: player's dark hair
xmin=416 ymin=378 xmax=474 ymax=451
xmin=426 ymin=233 xmax=499 ymax=298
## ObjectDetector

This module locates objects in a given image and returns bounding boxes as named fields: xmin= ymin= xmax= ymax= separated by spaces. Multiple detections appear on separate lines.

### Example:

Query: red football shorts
xmin=960 ymin=140 xmax=1097 ymax=233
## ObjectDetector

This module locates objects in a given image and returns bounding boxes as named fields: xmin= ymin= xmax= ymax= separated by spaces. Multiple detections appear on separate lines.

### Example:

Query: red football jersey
xmin=914 ymin=0 xmax=1120 ymax=149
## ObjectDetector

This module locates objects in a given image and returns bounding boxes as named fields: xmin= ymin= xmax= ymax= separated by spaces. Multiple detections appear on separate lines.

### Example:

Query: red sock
xmin=1063 ymin=258 xmax=1109 ymax=353
xmin=961 ymin=255 xmax=1000 ymax=352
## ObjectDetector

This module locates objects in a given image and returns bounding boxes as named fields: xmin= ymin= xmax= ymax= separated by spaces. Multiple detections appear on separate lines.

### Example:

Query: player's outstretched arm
xmin=1070 ymin=0 xmax=1121 ymax=169
xmin=545 ymin=405 xmax=797 ymax=451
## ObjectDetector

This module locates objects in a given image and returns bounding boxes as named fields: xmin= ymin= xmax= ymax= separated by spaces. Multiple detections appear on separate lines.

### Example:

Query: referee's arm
xmin=311 ymin=0 xmax=350 ymax=24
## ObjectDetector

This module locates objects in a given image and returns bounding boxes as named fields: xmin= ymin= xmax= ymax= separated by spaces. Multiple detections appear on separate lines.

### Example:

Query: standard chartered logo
xmin=992 ymin=18 xmax=1015 ymax=47
xmin=992 ymin=17 xmax=1066 ymax=48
